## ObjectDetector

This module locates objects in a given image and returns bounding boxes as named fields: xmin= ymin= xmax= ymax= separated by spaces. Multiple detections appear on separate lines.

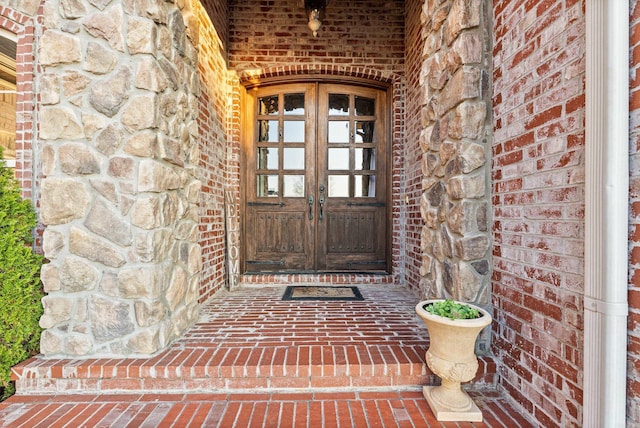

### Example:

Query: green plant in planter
xmin=423 ymin=299 xmax=481 ymax=320
xmin=0 ymin=154 xmax=43 ymax=400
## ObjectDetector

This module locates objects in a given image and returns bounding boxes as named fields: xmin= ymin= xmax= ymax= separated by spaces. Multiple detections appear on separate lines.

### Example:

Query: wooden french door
xmin=243 ymin=82 xmax=389 ymax=273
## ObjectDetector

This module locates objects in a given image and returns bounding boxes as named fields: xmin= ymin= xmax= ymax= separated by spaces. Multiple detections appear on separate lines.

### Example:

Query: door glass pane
xmin=283 ymin=121 xmax=304 ymax=142
xmin=355 ymin=175 xmax=376 ymax=197
xmin=259 ymin=120 xmax=279 ymax=142
xmin=258 ymin=148 xmax=279 ymax=170
xmin=328 ymin=94 xmax=349 ymax=115
xmin=328 ymin=148 xmax=349 ymax=170
xmin=355 ymin=148 xmax=375 ymax=171
xmin=355 ymin=96 xmax=375 ymax=116
xmin=329 ymin=121 xmax=350 ymax=143
xmin=283 ymin=148 xmax=305 ymax=170
xmin=259 ymin=95 xmax=279 ymax=115
xmin=284 ymin=94 xmax=305 ymax=115
xmin=283 ymin=175 xmax=305 ymax=197
xmin=257 ymin=175 xmax=278 ymax=197
xmin=355 ymin=121 xmax=375 ymax=143
xmin=328 ymin=175 xmax=349 ymax=197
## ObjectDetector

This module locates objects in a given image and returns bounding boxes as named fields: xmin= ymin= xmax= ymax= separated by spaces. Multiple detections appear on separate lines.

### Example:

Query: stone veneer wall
xmin=37 ymin=0 xmax=203 ymax=357
xmin=414 ymin=0 xmax=493 ymax=317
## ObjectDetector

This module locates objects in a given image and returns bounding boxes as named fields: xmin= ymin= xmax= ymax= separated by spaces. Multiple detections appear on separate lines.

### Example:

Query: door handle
xmin=308 ymin=195 xmax=314 ymax=220
xmin=318 ymin=185 xmax=325 ymax=220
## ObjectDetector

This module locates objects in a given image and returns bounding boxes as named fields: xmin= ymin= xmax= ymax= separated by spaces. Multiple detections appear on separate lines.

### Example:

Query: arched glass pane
xmin=284 ymin=93 xmax=304 ymax=115
xmin=355 ymin=96 xmax=375 ymax=116
xmin=258 ymin=95 xmax=279 ymax=115
xmin=328 ymin=94 xmax=349 ymax=115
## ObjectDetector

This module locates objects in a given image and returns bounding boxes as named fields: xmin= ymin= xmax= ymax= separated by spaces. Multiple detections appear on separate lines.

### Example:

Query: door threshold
xmin=239 ymin=272 xmax=395 ymax=287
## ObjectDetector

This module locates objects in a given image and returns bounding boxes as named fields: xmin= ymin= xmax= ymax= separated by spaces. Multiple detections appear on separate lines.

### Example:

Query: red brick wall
xmin=196 ymin=2 xmax=232 ymax=302
xmin=228 ymin=0 xmax=404 ymax=77
xmin=200 ymin=0 xmax=229 ymax=56
xmin=403 ymin=0 xmax=425 ymax=291
xmin=629 ymin=1 xmax=640 ymax=424
xmin=0 ymin=5 xmax=40 ymax=247
xmin=492 ymin=1 xmax=585 ymax=426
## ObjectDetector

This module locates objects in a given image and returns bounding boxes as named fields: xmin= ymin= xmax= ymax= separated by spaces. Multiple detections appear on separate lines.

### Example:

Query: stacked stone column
xmin=37 ymin=0 xmax=202 ymax=357
xmin=418 ymin=0 xmax=492 ymax=311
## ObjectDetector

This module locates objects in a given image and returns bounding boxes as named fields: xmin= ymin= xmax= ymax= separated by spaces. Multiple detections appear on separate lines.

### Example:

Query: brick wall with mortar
xmin=195 ymin=0 xmax=231 ymax=303
xmin=227 ymin=0 xmax=408 ymax=286
xmin=630 ymin=1 xmax=640 ymax=424
xmin=492 ymin=1 xmax=585 ymax=426
xmin=404 ymin=0 xmax=424 ymax=294
xmin=0 ymin=3 xmax=39 ymax=247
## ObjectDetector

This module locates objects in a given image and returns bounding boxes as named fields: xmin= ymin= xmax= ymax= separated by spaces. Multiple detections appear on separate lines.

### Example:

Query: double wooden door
xmin=243 ymin=82 xmax=389 ymax=273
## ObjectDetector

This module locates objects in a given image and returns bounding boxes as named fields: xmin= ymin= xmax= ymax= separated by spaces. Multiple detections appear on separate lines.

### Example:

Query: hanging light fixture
xmin=304 ymin=0 xmax=329 ymax=37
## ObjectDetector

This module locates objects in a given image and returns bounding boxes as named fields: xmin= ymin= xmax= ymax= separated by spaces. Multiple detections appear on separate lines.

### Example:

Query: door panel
xmin=317 ymin=84 xmax=388 ymax=271
xmin=243 ymin=82 xmax=388 ymax=273
xmin=245 ymin=84 xmax=316 ymax=272
xmin=247 ymin=209 xmax=308 ymax=271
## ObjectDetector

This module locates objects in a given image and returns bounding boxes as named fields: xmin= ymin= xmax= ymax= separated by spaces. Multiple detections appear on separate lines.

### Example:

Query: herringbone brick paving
xmin=1 ymin=285 xmax=535 ymax=426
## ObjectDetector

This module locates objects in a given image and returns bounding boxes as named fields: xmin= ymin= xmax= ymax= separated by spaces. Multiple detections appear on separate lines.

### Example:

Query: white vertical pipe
xmin=584 ymin=0 xmax=629 ymax=426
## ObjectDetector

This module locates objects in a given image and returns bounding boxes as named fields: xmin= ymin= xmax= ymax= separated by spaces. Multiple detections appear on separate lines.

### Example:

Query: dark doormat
xmin=282 ymin=286 xmax=364 ymax=301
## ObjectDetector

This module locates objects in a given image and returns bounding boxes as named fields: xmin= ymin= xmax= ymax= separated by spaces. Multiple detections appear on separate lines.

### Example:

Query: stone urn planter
xmin=415 ymin=299 xmax=492 ymax=422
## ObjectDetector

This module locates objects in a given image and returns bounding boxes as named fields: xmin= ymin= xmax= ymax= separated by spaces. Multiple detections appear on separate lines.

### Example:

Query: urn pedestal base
xmin=415 ymin=300 xmax=493 ymax=423
xmin=423 ymin=385 xmax=483 ymax=422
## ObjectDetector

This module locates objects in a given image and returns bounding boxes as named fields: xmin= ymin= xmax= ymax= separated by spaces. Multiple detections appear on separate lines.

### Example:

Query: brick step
xmin=12 ymin=345 xmax=496 ymax=395
xmin=13 ymin=286 xmax=497 ymax=395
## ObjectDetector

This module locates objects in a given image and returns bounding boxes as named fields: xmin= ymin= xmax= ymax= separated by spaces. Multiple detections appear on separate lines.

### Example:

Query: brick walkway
xmin=0 ymin=390 xmax=534 ymax=427
xmin=1 ymin=285 xmax=535 ymax=427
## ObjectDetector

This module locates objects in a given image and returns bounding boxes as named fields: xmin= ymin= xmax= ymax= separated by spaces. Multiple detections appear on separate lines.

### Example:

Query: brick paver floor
xmin=2 ymin=285 xmax=536 ymax=427
xmin=0 ymin=390 xmax=535 ymax=427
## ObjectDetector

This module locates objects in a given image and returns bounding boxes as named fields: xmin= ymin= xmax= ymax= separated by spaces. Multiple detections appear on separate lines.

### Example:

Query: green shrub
xmin=423 ymin=299 xmax=481 ymax=320
xmin=0 ymin=156 xmax=43 ymax=400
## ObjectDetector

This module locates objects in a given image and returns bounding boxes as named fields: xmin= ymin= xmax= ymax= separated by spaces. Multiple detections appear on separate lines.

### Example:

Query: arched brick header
xmin=237 ymin=64 xmax=400 ymax=88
